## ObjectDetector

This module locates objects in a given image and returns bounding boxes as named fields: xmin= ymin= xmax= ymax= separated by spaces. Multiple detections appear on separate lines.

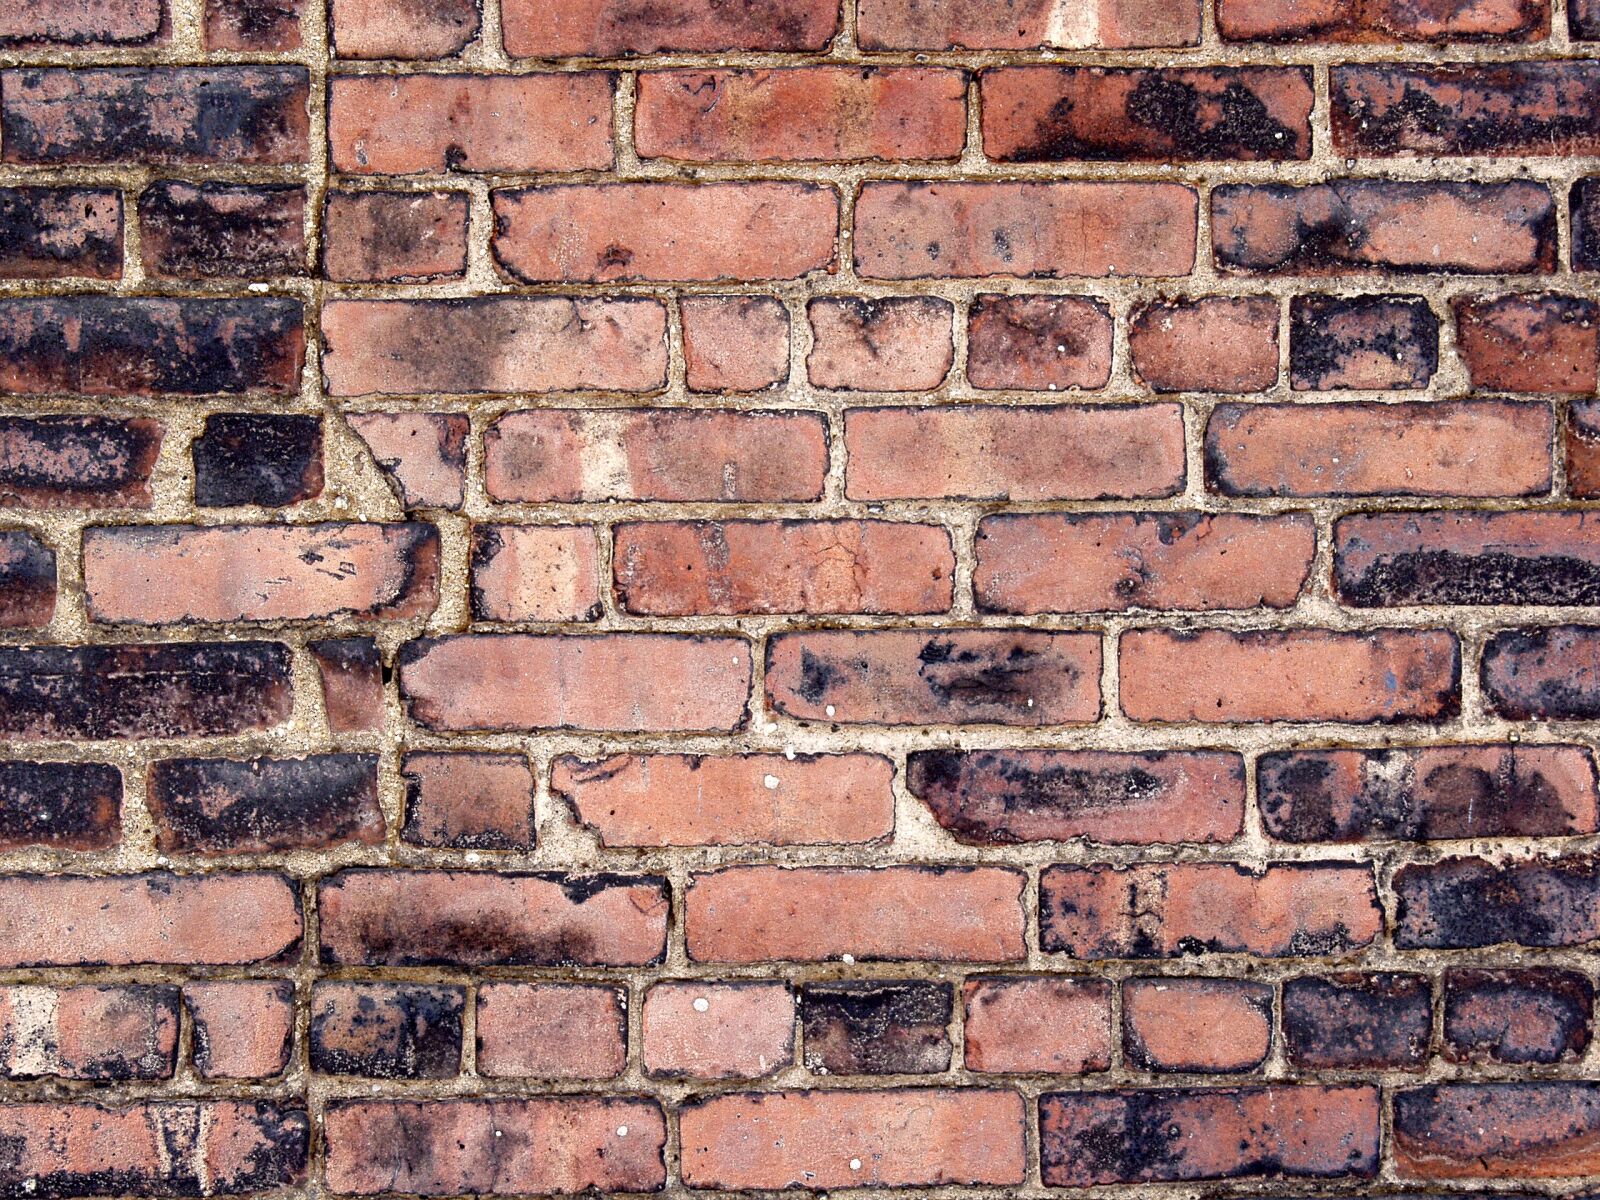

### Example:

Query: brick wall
xmin=2 ymin=0 xmax=1600 ymax=1192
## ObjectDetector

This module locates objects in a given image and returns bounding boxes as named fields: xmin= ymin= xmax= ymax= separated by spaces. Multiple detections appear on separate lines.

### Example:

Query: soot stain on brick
xmin=139 ymin=182 xmax=304 ymax=279
xmin=1290 ymin=295 xmax=1439 ymax=390
xmin=1339 ymin=548 xmax=1600 ymax=607
xmin=310 ymin=985 xmax=464 ymax=1079
xmin=0 ymin=760 xmax=121 ymax=850
xmin=1282 ymin=974 xmax=1431 ymax=1069
xmin=0 ymin=415 xmax=163 ymax=507
xmin=1395 ymin=855 xmax=1600 ymax=949
xmin=0 ymin=531 xmax=55 ymax=629
xmin=0 ymin=187 xmax=123 ymax=278
xmin=1482 ymin=625 xmax=1600 ymax=719
xmin=1445 ymin=968 xmax=1594 ymax=1064
xmin=800 ymin=980 xmax=953 ymax=1074
xmin=192 ymin=413 xmax=323 ymax=508
xmin=208 ymin=0 xmax=303 ymax=49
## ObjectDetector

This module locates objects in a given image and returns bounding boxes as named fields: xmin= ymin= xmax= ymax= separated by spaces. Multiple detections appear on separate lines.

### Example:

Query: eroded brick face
xmin=1 ymin=2 xmax=1592 ymax=1194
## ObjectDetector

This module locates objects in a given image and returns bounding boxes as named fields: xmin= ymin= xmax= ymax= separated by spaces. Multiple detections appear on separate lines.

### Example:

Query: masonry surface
xmin=2 ymin=0 xmax=1600 ymax=1194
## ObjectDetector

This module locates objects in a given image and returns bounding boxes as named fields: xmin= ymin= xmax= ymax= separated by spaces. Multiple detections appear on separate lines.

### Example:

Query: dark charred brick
xmin=906 ymin=749 xmax=1244 ymax=845
xmin=139 ymin=183 xmax=305 ymax=280
xmin=0 ymin=416 xmax=162 ymax=510
xmin=0 ymin=297 xmax=304 ymax=397
xmin=1483 ymin=625 xmax=1600 ymax=719
xmin=1259 ymin=744 xmax=1598 ymax=842
xmin=1393 ymin=1083 xmax=1600 ymax=1178
xmin=146 ymin=754 xmax=383 ymax=855
xmin=0 ymin=641 xmax=292 ymax=740
xmin=1283 ymin=973 xmax=1432 ymax=1070
xmin=1396 ymin=854 xmax=1600 ymax=949
xmin=1574 ymin=178 xmax=1600 ymax=270
xmin=0 ymin=761 xmax=120 ymax=851
xmin=1444 ymin=968 xmax=1592 ymax=1065
xmin=0 ymin=188 xmax=122 ymax=280
xmin=191 ymin=414 xmax=322 ymax=508
xmin=983 ymin=66 xmax=1312 ymax=163
xmin=1291 ymin=295 xmax=1439 ymax=390
xmin=310 ymin=983 xmax=464 ymax=1079
xmin=1578 ymin=0 xmax=1600 ymax=37
xmin=309 ymin=637 xmax=384 ymax=733
xmin=800 ymin=981 xmax=952 ymax=1075
xmin=1214 ymin=182 xmax=1556 ymax=275
xmin=1040 ymin=1086 xmax=1380 ymax=1185
xmin=206 ymin=0 xmax=303 ymax=48
xmin=1569 ymin=400 xmax=1600 ymax=497
xmin=0 ymin=0 xmax=167 ymax=46
xmin=1333 ymin=62 xmax=1600 ymax=158
xmin=0 ymin=532 xmax=54 ymax=630
xmin=1218 ymin=0 xmax=1550 ymax=42
xmin=1455 ymin=292 xmax=1599 ymax=394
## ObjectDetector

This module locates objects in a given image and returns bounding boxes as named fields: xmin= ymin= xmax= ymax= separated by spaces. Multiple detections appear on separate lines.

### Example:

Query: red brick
xmin=1219 ymin=0 xmax=1548 ymax=41
xmin=962 ymin=977 xmax=1111 ymax=1074
xmin=907 ymin=749 xmax=1244 ymax=845
xmin=83 ymin=522 xmax=437 ymax=625
xmin=477 ymin=983 xmax=626 ymax=1080
xmin=855 ymin=181 xmax=1196 ymax=278
xmin=1292 ymin=294 xmax=1439 ymax=390
xmin=1122 ymin=978 xmax=1272 ymax=1072
xmin=487 ymin=408 xmax=823 ymax=502
xmin=764 ymin=628 xmax=1101 ymax=726
xmin=331 ymin=0 xmax=477 ymax=57
xmin=1042 ymin=862 xmax=1382 ymax=958
xmin=858 ymin=0 xmax=1200 ymax=49
xmin=0 ymin=873 xmax=299 ymax=967
xmin=401 ymin=751 xmax=535 ymax=850
xmin=637 ymin=68 xmax=966 ymax=163
xmin=1444 ymin=968 xmax=1593 ymax=1065
xmin=680 ymin=1090 xmax=1026 ymax=1189
xmin=0 ymin=416 xmax=160 ymax=509
xmin=1483 ymin=626 xmax=1600 ymax=719
xmin=321 ymin=299 xmax=666 ymax=396
xmin=400 ymin=633 xmax=751 ymax=732
xmin=348 ymin=412 xmax=468 ymax=510
xmin=0 ymin=0 xmax=166 ymax=45
xmin=184 ymin=981 xmax=294 ymax=1080
xmin=308 ymin=637 xmax=384 ymax=733
xmin=1129 ymin=296 xmax=1279 ymax=393
xmin=1207 ymin=400 xmax=1552 ymax=497
xmin=1394 ymin=1083 xmax=1600 ymax=1178
xmin=1570 ymin=399 xmax=1600 ymax=496
xmin=324 ymin=1098 xmax=664 ymax=1195
xmin=310 ymin=982 xmax=463 ymax=1079
xmin=614 ymin=520 xmax=954 ymax=616
xmin=686 ymin=865 xmax=1026 ymax=963
xmin=318 ymin=869 xmax=668 ymax=966
xmin=966 ymin=294 xmax=1113 ymax=391
xmin=0 ymin=531 xmax=54 ymax=630
xmin=1041 ymin=1086 xmax=1379 ymax=1184
xmin=139 ymin=183 xmax=303 ymax=281
xmin=807 ymin=297 xmax=953 ymax=391
xmin=470 ymin=525 xmax=599 ymax=622
xmin=329 ymin=74 xmax=612 ymax=174
xmin=322 ymin=192 xmax=469 ymax=283
xmin=977 ymin=512 xmax=1313 ymax=613
xmin=983 ymin=67 xmax=1313 ymax=162
xmin=1283 ymin=973 xmax=1432 ymax=1070
xmin=643 ymin=981 xmax=794 ymax=1079
xmin=492 ymin=183 xmax=837 ymax=283
xmin=680 ymin=297 xmax=791 ymax=392
xmin=502 ymin=0 xmax=839 ymax=55
xmin=0 ymin=188 xmax=122 ymax=280
xmin=1455 ymin=293 xmax=1599 ymax=393
xmin=0 ymin=761 xmax=120 ymax=851
xmin=553 ymin=753 xmax=894 ymax=847
xmin=205 ymin=0 xmax=302 ymax=48
xmin=0 ymin=985 xmax=177 ymax=1080
xmin=845 ymin=403 xmax=1185 ymax=501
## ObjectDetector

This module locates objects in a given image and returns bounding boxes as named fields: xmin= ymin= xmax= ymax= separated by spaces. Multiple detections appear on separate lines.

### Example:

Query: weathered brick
xmin=1207 ymin=400 xmax=1552 ymax=497
xmin=1283 ymin=973 xmax=1432 ymax=1069
xmin=1395 ymin=854 xmax=1600 ymax=948
xmin=857 ymin=0 xmax=1200 ymax=49
xmin=493 ymin=183 xmax=836 ymax=283
xmin=1215 ymin=182 xmax=1556 ymax=274
xmin=764 ymin=628 xmax=1101 ymax=726
xmin=0 ymin=0 xmax=166 ymax=46
xmin=502 ymin=0 xmax=839 ymax=55
xmin=1219 ymin=0 xmax=1548 ymax=41
xmin=308 ymin=637 xmax=384 ymax=733
xmin=139 ymin=183 xmax=304 ymax=280
xmin=470 ymin=524 xmax=599 ymax=622
xmin=0 ymin=188 xmax=122 ymax=280
xmin=855 ymin=181 xmax=1197 ymax=278
xmin=962 ymin=977 xmax=1111 ymax=1074
xmin=1291 ymin=295 xmax=1439 ymax=390
xmin=1577 ymin=0 xmax=1600 ymax=36
xmin=553 ymin=753 xmax=894 ymax=847
xmin=1121 ymin=978 xmax=1272 ymax=1072
xmin=0 ymin=873 xmax=299 ymax=967
xmin=844 ymin=404 xmax=1185 ymax=501
xmin=1129 ymin=296 xmax=1279 ymax=393
xmin=613 ymin=520 xmax=954 ymax=616
xmin=1569 ymin=400 xmax=1600 ymax=496
xmin=1575 ymin=177 xmax=1600 ymax=269
xmin=1394 ymin=1083 xmax=1600 ymax=1178
xmin=318 ymin=869 xmax=668 ymax=966
xmin=1455 ymin=293 xmax=1599 ymax=393
xmin=330 ymin=0 xmax=478 ymax=57
xmin=0 ymin=641 xmax=292 ymax=740
xmin=801 ymin=981 xmax=952 ymax=1074
xmin=310 ymin=983 xmax=463 ymax=1079
xmin=191 ymin=413 xmax=322 ymax=508
xmin=399 ymin=633 xmax=751 ymax=732
xmin=1444 ymin=968 xmax=1593 ymax=1064
xmin=906 ymin=749 xmax=1244 ymax=845
xmin=0 ymin=761 xmax=120 ymax=851
xmin=976 ymin=512 xmax=1313 ymax=613
xmin=349 ymin=412 xmax=468 ymax=509
xmin=637 ymin=68 xmax=966 ymax=163
xmin=2 ymin=68 xmax=307 ymax=165
xmin=807 ymin=297 xmax=954 ymax=391
xmin=1041 ymin=1086 xmax=1380 ymax=1185
xmin=328 ymin=74 xmax=612 ymax=173
xmin=487 ymin=408 xmax=822 ymax=502
xmin=477 ymin=983 xmax=626 ymax=1079
xmin=0 ymin=532 xmax=55 ymax=630
xmin=146 ymin=754 xmax=383 ymax=854
xmin=324 ymin=1098 xmax=664 ymax=1195
xmin=686 ymin=865 xmax=1026 ymax=963
xmin=680 ymin=1090 xmax=1026 ymax=1189
xmin=1485 ymin=626 xmax=1600 ymax=718
xmin=965 ymin=294 xmax=1113 ymax=391
xmin=0 ymin=985 xmax=178 ymax=1080
xmin=680 ymin=297 xmax=791 ymax=392
xmin=401 ymin=751 xmax=534 ymax=850
xmin=1042 ymin=862 xmax=1381 ymax=958
xmin=643 ymin=981 xmax=792 ymax=1079
xmin=0 ymin=297 xmax=304 ymax=396
xmin=321 ymin=298 xmax=665 ymax=396
xmin=323 ymin=191 xmax=469 ymax=283
xmin=185 ymin=981 xmax=294 ymax=1079
xmin=205 ymin=0 xmax=302 ymax=48
xmin=1260 ymin=744 xmax=1598 ymax=842
xmin=0 ymin=416 xmax=162 ymax=509
xmin=83 ymin=523 xmax=438 ymax=625
xmin=983 ymin=67 xmax=1313 ymax=162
